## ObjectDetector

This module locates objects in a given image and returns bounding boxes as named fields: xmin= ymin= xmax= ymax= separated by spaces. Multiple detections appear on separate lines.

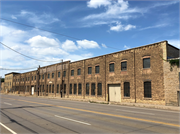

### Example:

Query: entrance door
xmin=31 ymin=87 xmax=34 ymax=95
xmin=109 ymin=84 xmax=121 ymax=102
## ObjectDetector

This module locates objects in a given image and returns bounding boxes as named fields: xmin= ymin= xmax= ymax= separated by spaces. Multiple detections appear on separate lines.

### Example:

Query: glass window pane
xmin=124 ymin=82 xmax=130 ymax=97
xmin=121 ymin=61 xmax=127 ymax=71
xmin=86 ymin=83 xmax=89 ymax=95
xmin=88 ymin=67 xmax=92 ymax=74
xmin=143 ymin=58 xmax=150 ymax=68
xmin=91 ymin=83 xmax=95 ymax=95
xmin=98 ymin=83 xmax=102 ymax=95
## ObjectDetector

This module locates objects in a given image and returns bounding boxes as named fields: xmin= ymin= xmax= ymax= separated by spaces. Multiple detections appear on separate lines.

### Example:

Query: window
xmin=121 ymin=61 xmax=127 ymax=71
xmin=70 ymin=84 xmax=72 ymax=94
xmin=86 ymin=83 xmax=89 ymax=95
xmin=35 ymin=76 xmax=36 ymax=80
xmin=91 ymin=83 xmax=95 ymax=95
xmin=63 ymin=71 xmax=66 ymax=77
xmin=32 ymin=76 xmax=33 ymax=80
xmin=47 ymin=85 xmax=48 ymax=93
xmin=97 ymin=83 xmax=102 ymax=95
xmin=109 ymin=63 xmax=114 ymax=72
xmin=64 ymin=84 xmax=66 ymax=94
xmin=39 ymin=75 xmax=41 ymax=80
xmin=78 ymin=83 xmax=82 ymax=95
xmin=88 ymin=67 xmax=92 ymax=74
xmin=95 ymin=66 xmax=99 ymax=74
xmin=74 ymin=84 xmax=77 ymax=95
xmin=52 ymin=73 xmax=54 ymax=78
xmin=57 ymin=84 xmax=59 ymax=93
xmin=28 ymin=77 xmax=29 ymax=81
xmin=144 ymin=81 xmax=151 ymax=98
xmin=71 ymin=70 xmax=74 ymax=76
xmin=124 ymin=82 xmax=130 ymax=97
xmin=49 ymin=85 xmax=51 ymax=93
xmin=77 ymin=69 xmax=81 ymax=75
xmin=23 ymin=78 xmax=24 ymax=81
xmin=143 ymin=58 xmax=150 ymax=68
xmin=42 ymin=74 xmax=44 ymax=79
xmin=52 ymin=84 xmax=54 ymax=93
xmin=48 ymin=74 xmax=50 ymax=79
xmin=58 ymin=72 xmax=60 ymax=77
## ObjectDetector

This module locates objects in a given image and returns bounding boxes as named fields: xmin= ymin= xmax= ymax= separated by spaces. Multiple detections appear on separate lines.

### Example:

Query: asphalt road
xmin=0 ymin=94 xmax=179 ymax=134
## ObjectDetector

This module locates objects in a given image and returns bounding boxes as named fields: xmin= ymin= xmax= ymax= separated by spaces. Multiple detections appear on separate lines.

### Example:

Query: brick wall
xmin=163 ymin=59 xmax=180 ymax=106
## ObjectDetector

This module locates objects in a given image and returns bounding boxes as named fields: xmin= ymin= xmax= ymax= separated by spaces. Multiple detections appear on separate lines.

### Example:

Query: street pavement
xmin=0 ymin=94 xmax=179 ymax=134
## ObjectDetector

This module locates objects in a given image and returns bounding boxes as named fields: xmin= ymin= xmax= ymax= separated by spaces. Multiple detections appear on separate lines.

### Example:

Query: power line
xmin=0 ymin=42 xmax=62 ymax=62
xmin=0 ymin=18 xmax=121 ymax=50
xmin=0 ymin=67 xmax=37 ymax=70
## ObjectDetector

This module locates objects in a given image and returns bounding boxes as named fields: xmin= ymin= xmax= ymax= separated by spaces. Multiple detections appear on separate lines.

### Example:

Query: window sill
xmin=144 ymin=97 xmax=152 ymax=100
xmin=123 ymin=96 xmax=130 ymax=99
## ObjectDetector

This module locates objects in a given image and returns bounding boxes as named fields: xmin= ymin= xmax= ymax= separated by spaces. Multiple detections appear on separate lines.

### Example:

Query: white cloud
xmin=77 ymin=39 xmax=100 ymax=49
xmin=18 ymin=10 xmax=60 ymax=25
xmin=26 ymin=35 xmax=60 ymax=47
xmin=168 ymin=39 xmax=180 ymax=48
xmin=11 ymin=15 xmax=17 ymax=19
xmin=87 ymin=0 xmax=111 ymax=8
xmin=124 ymin=45 xmax=130 ymax=49
xmin=139 ymin=23 xmax=168 ymax=31
xmin=62 ymin=40 xmax=78 ymax=52
xmin=110 ymin=22 xmax=136 ymax=32
xmin=84 ymin=0 xmax=139 ymax=21
xmin=102 ymin=44 xmax=107 ymax=48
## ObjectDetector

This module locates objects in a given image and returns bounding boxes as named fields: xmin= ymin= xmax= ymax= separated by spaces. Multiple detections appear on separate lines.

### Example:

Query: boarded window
xmin=91 ymin=83 xmax=95 ymax=95
xmin=71 ymin=70 xmax=74 ymax=76
xmin=95 ymin=66 xmax=99 ymax=74
xmin=88 ymin=67 xmax=92 ymax=74
xmin=98 ymin=83 xmax=102 ymax=95
xmin=78 ymin=83 xmax=82 ymax=95
xmin=109 ymin=63 xmax=114 ymax=72
xmin=77 ymin=69 xmax=81 ymax=75
xmin=143 ymin=58 xmax=150 ymax=68
xmin=144 ymin=81 xmax=151 ymax=98
xmin=86 ymin=83 xmax=89 ymax=95
xmin=70 ymin=84 xmax=72 ymax=94
xmin=121 ymin=61 xmax=127 ymax=71
xmin=124 ymin=82 xmax=130 ymax=97
xmin=74 ymin=84 xmax=77 ymax=94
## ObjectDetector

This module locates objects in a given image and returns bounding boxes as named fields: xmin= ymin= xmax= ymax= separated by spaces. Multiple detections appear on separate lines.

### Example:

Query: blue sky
xmin=0 ymin=0 xmax=179 ymax=77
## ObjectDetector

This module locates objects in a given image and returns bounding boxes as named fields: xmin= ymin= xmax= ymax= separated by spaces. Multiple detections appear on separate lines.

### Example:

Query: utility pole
xmin=61 ymin=60 xmax=63 ymax=98
xmin=37 ymin=65 xmax=40 ymax=96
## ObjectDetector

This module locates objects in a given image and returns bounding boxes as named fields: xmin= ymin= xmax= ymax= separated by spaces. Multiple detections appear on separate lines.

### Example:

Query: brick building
xmin=4 ymin=72 xmax=19 ymax=93
xmin=7 ymin=40 xmax=179 ymax=106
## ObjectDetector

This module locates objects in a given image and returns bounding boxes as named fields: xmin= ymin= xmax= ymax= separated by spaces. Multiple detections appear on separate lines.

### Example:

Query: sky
xmin=0 ymin=0 xmax=179 ymax=77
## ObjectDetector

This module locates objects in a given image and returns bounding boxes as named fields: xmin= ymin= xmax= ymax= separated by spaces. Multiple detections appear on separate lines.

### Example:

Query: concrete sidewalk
xmin=1 ymin=93 xmax=180 ymax=111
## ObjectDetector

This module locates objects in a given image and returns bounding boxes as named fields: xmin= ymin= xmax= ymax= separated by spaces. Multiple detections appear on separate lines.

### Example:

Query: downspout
xmin=134 ymin=49 xmax=136 ymax=103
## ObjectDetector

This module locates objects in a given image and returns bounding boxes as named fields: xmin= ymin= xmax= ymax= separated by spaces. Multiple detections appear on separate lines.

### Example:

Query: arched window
xmin=124 ymin=82 xmax=130 ymax=97
xmin=144 ymin=81 xmax=151 ymax=98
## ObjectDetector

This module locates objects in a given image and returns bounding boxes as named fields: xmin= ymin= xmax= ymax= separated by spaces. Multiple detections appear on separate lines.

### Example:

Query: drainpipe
xmin=134 ymin=50 xmax=136 ymax=103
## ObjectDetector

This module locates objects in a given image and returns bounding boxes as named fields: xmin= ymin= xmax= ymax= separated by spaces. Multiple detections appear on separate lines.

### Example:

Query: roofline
xmin=5 ymin=72 xmax=20 ymax=76
xmin=70 ymin=40 xmax=168 ymax=64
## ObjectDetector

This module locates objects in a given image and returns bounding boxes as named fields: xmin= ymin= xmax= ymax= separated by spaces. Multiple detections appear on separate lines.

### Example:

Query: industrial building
xmin=5 ymin=40 xmax=179 ymax=106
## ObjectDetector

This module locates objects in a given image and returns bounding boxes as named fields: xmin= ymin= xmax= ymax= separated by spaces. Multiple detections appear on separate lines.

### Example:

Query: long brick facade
xmin=7 ymin=40 xmax=179 ymax=106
